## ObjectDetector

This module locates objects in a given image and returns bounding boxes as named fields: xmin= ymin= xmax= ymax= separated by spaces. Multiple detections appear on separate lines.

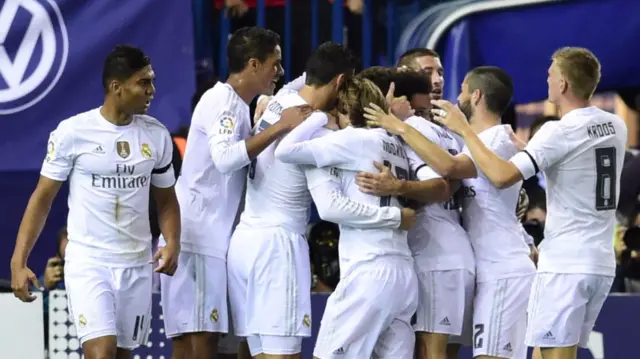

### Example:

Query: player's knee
xmin=259 ymin=335 xmax=302 ymax=357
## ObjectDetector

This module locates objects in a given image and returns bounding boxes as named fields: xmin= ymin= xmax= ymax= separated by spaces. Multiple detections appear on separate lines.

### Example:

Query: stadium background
xmin=1 ymin=0 xmax=640 ymax=358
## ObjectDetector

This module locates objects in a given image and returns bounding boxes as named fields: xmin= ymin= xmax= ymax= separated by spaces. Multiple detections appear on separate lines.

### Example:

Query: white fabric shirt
xmin=276 ymin=117 xmax=412 ymax=277
xmin=461 ymin=125 xmax=535 ymax=282
xmin=41 ymin=108 xmax=175 ymax=267
xmin=510 ymin=107 xmax=627 ymax=276
xmin=238 ymin=93 xmax=402 ymax=235
xmin=172 ymin=82 xmax=252 ymax=258
xmin=404 ymin=117 xmax=475 ymax=273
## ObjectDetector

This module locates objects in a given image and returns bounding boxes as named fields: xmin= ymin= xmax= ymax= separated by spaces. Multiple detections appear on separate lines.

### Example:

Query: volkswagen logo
xmin=0 ymin=0 xmax=69 ymax=115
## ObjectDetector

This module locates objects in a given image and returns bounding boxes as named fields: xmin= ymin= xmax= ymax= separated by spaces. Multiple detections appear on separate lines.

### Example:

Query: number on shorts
xmin=379 ymin=160 xmax=410 ymax=207
xmin=474 ymin=323 xmax=485 ymax=349
xmin=132 ymin=315 xmax=145 ymax=341
xmin=594 ymin=146 xmax=617 ymax=211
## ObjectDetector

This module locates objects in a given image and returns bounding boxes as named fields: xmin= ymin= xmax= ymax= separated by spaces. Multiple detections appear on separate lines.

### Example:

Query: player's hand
xmin=355 ymin=161 xmax=401 ymax=196
xmin=399 ymin=207 xmax=417 ymax=230
xmin=254 ymin=95 xmax=272 ymax=122
xmin=385 ymin=82 xmax=414 ymax=120
xmin=10 ymin=265 xmax=42 ymax=302
xmin=430 ymin=100 xmax=471 ymax=135
xmin=529 ymin=244 xmax=539 ymax=266
xmin=346 ymin=0 xmax=364 ymax=14
xmin=509 ymin=128 xmax=527 ymax=151
xmin=279 ymin=105 xmax=314 ymax=130
xmin=364 ymin=103 xmax=409 ymax=135
xmin=43 ymin=257 xmax=64 ymax=290
xmin=516 ymin=188 xmax=529 ymax=222
xmin=153 ymin=244 xmax=180 ymax=276
xmin=226 ymin=0 xmax=249 ymax=17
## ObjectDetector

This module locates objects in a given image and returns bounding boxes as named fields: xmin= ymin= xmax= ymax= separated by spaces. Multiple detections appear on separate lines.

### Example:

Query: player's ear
xmin=334 ymin=73 xmax=346 ymax=88
xmin=471 ymin=89 xmax=482 ymax=106
xmin=559 ymin=77 xmax=568 ymax=95
xmin=109 ymin=80 xmax=122 ymax=96
xmin=247 ymin=58 xmax=260 ymax=74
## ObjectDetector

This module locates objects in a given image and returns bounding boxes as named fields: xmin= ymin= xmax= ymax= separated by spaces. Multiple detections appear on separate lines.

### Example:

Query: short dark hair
xmin=102 ymin=45 xmax=151 ymax=93
xmin=227 ymin=27 xmax=280 ymax=74
xmin=305 ymin=42 xmax=359 ymax=86
xmin=397 ymin=48 xmax=440 ymax=68
xmin=466 ymin=66 xmax=514 ymax=116
xmin=357 ymin=67 xmax=431 ymax=100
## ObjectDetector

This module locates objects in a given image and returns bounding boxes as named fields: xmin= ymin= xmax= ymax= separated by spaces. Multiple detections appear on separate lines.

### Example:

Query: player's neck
xmin=298 ymin=86 xmax=326 ymax=110
xmin=469 ymin=111 xmax=500 ymax=134
xmin=226 ymin=74 xmax=259 ymax=105
xmin=100 ymin=101 xmax=133 ymax=126
xmin=555 ymin=98 xmax=591 ymax=118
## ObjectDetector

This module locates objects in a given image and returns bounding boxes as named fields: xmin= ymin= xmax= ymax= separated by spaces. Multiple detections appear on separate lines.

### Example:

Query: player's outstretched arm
xmin=431 ymin=99 xmax=523 ymax=189
xmin=307 ymin=167 xmax=403 ymax=230
xmin=364 ymin=104 xmax=476 ymax=179
xmin=11 ymin=176 xmax=62 ymax=301
xmin=356 ymin=162 xmax=452 ymax=205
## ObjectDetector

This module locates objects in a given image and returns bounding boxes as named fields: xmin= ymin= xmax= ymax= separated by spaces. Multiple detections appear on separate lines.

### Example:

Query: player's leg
xmin=527 ymin=273 xmax=613 ymax=359
xmin=414 ymin=270 xmax=469 ymax=359
xmin=246 ymin=229 xmax=312 ymax=359
xmin=64 ymin=260 xmax=119 ymax=359
xmin=113 ymin=264 xmax=153 ymax=357
xmin=447 ymin=269 xmax=475 ymax=359
xmin=473 ymin=275 xmax=534 ymax=359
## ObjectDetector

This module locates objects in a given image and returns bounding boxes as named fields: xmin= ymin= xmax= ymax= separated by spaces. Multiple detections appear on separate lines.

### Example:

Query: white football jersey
xmin=510 ymin=107 xmax=627 ymax=276
xmin=404 ymin=117 xmax=474 ymax=273
xmin=173 ymin=82 xmax=252 ymax=259
xmin=41 ymin=108 xmax=175 ymax=267
xmin=461 ymin=125 xmax=535 ymax=282
xmin=236 ymin=93 xmax=315 ymax=235
xmin=276 ymin=125 xmax=412 ymax=277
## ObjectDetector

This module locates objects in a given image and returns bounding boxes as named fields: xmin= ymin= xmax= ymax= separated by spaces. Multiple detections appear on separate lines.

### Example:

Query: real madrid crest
xmin=78 ymin=314 xmax=88 ymax=327
xmin=303 ymin=314 xmax=311 ymax=328
xmin=141 ymin=143 xmax=152 ymax=159
xmin=210 ymin=308 xmax=219 ymax=323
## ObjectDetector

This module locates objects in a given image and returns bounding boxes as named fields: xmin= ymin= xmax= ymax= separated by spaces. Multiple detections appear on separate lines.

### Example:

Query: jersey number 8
xmin=594 ymin=146 xmax=617 ymax=211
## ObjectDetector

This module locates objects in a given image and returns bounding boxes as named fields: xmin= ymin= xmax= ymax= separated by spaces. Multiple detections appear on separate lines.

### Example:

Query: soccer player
xmin=159 ymin=27 xmax=308 ymax=359
xmin=10 ymin=45 xmax=180 ymax=359
xmin=432 ymin=48 xmax=627 ymax=359
xmin=397 ymin=48 xmax=445 ymax=100
xmin=227 ymin=42 xmax=414 ymax=359
xmin=355 ymin=68 xmax=475 ymax=359
xmin=365 ymin=66 xmax=537 ymax=359
xmin=275 ymin=77 xmax=418 ymax=359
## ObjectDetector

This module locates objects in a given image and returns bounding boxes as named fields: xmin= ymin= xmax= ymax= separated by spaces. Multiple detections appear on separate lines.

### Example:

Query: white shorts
xmin=313 ymin=256 xmax=418 ymax=359
xmin=473 ymin=275 xmax=534 ymax=358
xmin=64 ymin=260 xmax=152 ymax=349
xmin=160 ymin=251 xmax=228 ymax=338
xmin=227 ymin=227 xmax=312 ymax=355
xmin=526 ymin=273 xmax=613 ymax=348
xmin=414 ymin=269 xmax=475 ymax=341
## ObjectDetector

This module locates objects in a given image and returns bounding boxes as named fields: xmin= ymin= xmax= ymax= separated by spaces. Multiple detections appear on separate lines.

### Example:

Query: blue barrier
xmin=48 ymin=291 xmax=640 ymax=358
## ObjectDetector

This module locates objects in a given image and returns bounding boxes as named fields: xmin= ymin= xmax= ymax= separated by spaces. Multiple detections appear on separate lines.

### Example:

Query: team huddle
xmin=10 ymin=26 xmax=627 ymax=359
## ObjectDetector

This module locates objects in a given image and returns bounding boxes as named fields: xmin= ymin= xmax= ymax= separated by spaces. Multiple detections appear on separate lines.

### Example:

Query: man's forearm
xmin=246 ymin=122 xmax=290 ymax=159
xmin=397 ymin=178 xmax=451 ymax=204
xmin=12 ymin=196 xmax=52 ymax=267
xmin=400 ymin=126 xmax=459 ymax=177
xmin=460 ymin=128 xmax=521 ymax=188
xmin=156 ymin=193 xmax=181 ymax=247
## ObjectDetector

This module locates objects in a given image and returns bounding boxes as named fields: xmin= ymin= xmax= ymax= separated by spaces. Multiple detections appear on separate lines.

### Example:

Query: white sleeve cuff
xmin=510 ymin=151 xmax=537 ymax=180
xmin=152 ymin=165 xmax=176 ymax=188
xmin=415 ymin=165 xmax=441 ymax=181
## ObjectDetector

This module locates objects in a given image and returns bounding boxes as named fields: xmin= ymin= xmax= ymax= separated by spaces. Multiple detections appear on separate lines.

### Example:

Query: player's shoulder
xmin=133 ymin=114 xmax=170 ymax=138
xmin=198 ymin=82 xmax=245 ymax=113
xmin=55 ymin=108 xmax=101 ymax=134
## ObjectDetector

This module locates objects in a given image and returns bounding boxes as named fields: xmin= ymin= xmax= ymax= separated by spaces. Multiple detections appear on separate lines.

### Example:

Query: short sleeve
xmin=510 ymin=121 xmax=569 ymax=179
xmin=405 ymin=117 xmax=443 ymax=174
xmin=461 ymin=126 xmax=513 ymax=175
xmin=40 ymin=123 xmax=75 ymax=181
xmin=151 ymin=130 xmax=176 ymax=188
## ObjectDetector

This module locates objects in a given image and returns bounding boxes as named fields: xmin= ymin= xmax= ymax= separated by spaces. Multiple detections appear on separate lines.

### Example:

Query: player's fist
xmin=279 ymin=105 xmax=314 ymax=130
xmin=10 ymin=265 xmax=42 ymax=302
xmin=399 ymin=207 xmax=417 ymax=230
xmin=154 ymin=244 xmax=180 ymax=276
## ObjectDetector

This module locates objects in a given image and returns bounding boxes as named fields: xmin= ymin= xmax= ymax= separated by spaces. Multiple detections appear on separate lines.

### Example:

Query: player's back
xmin=404 ymin=117 xmax=474 ymax=272
xmin=237 ymin=93 xmax=313 ymax=235
xmin=536 ymin=107 xmax=626 ymax=274
xmin=336 ymin=127 xmax=412 ymax=276
xmin=175 ymin=82 xmax=251 ymax=257
xmin=461 ymin=125 xmax=534 ymax=281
